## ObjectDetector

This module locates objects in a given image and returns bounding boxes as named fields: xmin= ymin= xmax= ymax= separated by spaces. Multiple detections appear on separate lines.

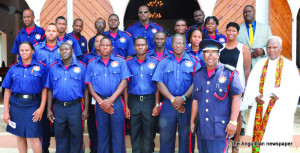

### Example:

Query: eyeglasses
xmin=173 ymin=42 xmax=185 ymax=46
xmin=96 ymin=23 xmax=105 ymax=26
xmin=203 ymin=51 xmax=219 ymax=57
xmin=138 ymin=11 xmax=148 ymax=14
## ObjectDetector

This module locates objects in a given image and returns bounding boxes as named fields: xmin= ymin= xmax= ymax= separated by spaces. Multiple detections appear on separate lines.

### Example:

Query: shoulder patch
xmin=50 ymin=61 xmax=58 ymax=68
xmin=38 ymin=61 xmax=46 ymax=66
xmin=117 ymin=55 xmax=125 ymax=59
xmin=79 ymin=61 xmax=87 ymax=67
xmin=125 ymin=31 xmax=132 ymax=37
xmin=88 ymin=58 xmax=96 ymax=63
xmin=126 ymin=57 xmax=133 ymax=62
xmin=127 ymin=22 xmax=135 ymax=28
xmin=9 ymin=62 xmax=17 ymax=68
xmin=224 ymin=64 xmax=236 ymax=71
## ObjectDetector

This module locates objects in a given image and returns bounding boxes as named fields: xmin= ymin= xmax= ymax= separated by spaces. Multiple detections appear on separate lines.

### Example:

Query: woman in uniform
xmin=2 ymin=41 xmax=47 ymax=153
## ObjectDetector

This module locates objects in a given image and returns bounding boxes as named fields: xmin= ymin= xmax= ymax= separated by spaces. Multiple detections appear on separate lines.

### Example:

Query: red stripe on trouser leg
xmin=40 ymin=137 xmax=42 ymax=143
xmin=80 ymin=102 xmax=85 ymax=153
xmin=223 ymin=138 xmax=228 ymax=153
xmin=120 ymin=97 xmax=127 ymax=153
xmin=159 ymin=101 xmax=164 ymax=111
xmin=189 ymin=132 xmax=192 ymax=153
xmin=50 ymin=104 xmax=55 ymax=126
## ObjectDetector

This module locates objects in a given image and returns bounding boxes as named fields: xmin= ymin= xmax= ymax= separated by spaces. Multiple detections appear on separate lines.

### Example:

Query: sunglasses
xmin=138 ymin=11 xmax=149 ymax=14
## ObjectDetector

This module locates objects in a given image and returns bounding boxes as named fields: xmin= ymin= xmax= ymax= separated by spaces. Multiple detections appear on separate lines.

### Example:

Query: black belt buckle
xmin=140 ymin=96 xmax=144 ymax=101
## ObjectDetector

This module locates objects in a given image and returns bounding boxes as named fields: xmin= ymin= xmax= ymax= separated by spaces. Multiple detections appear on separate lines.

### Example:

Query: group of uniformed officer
xmin=2 ymin=4 xmax=243 ymax=153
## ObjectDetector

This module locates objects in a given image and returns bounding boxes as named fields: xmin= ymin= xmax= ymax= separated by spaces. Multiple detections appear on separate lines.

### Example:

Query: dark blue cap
xmin=199 ymin=39 xmax=223 ymax=51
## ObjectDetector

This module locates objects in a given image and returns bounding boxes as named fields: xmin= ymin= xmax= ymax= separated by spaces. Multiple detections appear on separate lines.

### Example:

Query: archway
xmin=297 ymin=9 xmax=300 ymax=68
xmin=124 ymin=0 xmax=201 ymax=36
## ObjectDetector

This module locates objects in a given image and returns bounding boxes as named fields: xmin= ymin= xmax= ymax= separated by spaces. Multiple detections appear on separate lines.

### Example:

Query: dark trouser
xmin=53 ymin=101 xmax=84 ymax=153
xmin=95 ymin=96 xmax=125 ymax=153
xmin=197 ymin=138 xmax=229 ymax=153
xmin=128 ymin=94 xmax=156 ymax=153
xmin=87 ymin=96 xmax=98 ymax=152
xmin=41 ymin=109 xmax=51 ymax=152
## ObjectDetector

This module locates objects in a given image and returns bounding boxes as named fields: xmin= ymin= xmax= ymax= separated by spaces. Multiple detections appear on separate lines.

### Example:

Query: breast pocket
xmin=109 ymin=68 xmax=121 ymax=82
xmin=11 ymin=71 xmax=21 ymax=89
xmin=70 ymin=72 xmax=82 ymax=87
xmin=163 ymin=67 xmax=175 ymax=83
xmin=213 ymin=86 xmax=228 ymax=100
xmin=214 ymin=116 xmax=229 ymax=138
xmin=91 ymin=72 xmax=99 ymax=84
xmin=53 ymin=74 xmax=61 ymax=89
xmin=182 ymin=68 xmax=193 ymax=82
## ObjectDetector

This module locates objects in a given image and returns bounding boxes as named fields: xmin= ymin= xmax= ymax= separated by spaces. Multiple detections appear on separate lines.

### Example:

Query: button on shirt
xmin=46 ymin=58 xmax=86 ymax=102
xmin=1 ymin=60 xmax=47 ymax=95
xmin=192 ymin=63 xmax=243 ymax=140
xmin=11 ymin=25 xmax=45 ymax=55
xmin=126 ymin=21 xmax=163 ymax=51
xmin=126 ymin=55 xmax=159 ymax=95
xmin=34 ymin=40 xmax=62 ymax=66
xmin=185 ymin=47 xmax=205 ymax=67
xmin=203 ymin=28 xmax=227 ymax=44
xmin=85 ymin=55 xmax=131 ymax=97
xmin=68 ymin=32 xmax=88 ymax=55
xmin=152 ymin=53 xmax=201 ymax=96
xmin=147 ymin=49 xmax=170 ymax=61
xmin=103 ymin=30 xmax=136 ymax=58
xmin=57 ymin=34 xmax=83 ymax=57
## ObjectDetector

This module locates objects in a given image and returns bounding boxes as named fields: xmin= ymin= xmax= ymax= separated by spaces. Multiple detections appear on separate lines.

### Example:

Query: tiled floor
xmin=0 ymin=91 xmax=299 ymax=152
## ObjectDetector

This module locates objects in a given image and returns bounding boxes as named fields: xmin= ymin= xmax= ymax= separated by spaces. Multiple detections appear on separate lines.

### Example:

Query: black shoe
xmin=90 ymin=150 xmax=97 ymax=153
xmin=240 ymin=128 xmax=245 ymax=136
xmin=42 ymin=149 xmax=49 ymax=153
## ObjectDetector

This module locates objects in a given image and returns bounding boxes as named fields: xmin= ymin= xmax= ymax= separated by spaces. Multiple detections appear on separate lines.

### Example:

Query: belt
xmin=55 ymin=98 xmax=81 ymax=107
xmin=129 ymin=94 xmax=155 ymax=101
xmin=13 ymin=93 xmax=40 ymax=99
xmin=96 ymin=93 xmax=110 ymax=100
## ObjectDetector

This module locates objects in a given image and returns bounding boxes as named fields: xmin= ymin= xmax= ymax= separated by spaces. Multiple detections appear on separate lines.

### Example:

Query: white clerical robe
xmin=243 ymin=57 xmax=300 ymax=153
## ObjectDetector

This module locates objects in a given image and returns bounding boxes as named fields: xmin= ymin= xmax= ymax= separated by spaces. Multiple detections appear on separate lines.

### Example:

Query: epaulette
xmin=151 ymin=56 xmax=159 ymax=61
xmin=17 ymin=30 xmax=21 ymax=35
xmin=187 ymin=26 xmax=192 ymax=29
xmin=160 ymin=55 xmax=168 ymax=61
xmin=33 ymin=42 xmax=39 ymax=47
xmin=190 ymin=55 xmax=199 ymax=61
xmin=34 ymin=39 xmax=38 ymax=44
xmin=126 ymin=57 xmax=133 ymax=62
xmin=125 ymin=31 xmax=132 ymax=37
xmin=117 ymin=55 xmax=125 ymax=59
xmin=38 ymin=61 xmax=46 ymax=66
xmin=50 ymin=61 xmax=58 ymax=68
xmin=154 ymin=23 xmax=163 ymax=30
xmin=224 ymin=64 xmax=236 ymax=71
xmin=127 ymin=22 xmax=135 ymax=28
xmin=84 ymin=52 xmax=90 ymax=56
xmin=88 ymin=58 xmax=96 ymax=63
xmin=69 ymin=34 xmax=77 ymax=39
xmin=42 ymin=34 xmax=46 ymax=39
xmin=78 ymin=61 xmax=87 ymax=67
xmin=9 ymin=62 xmax=17 ymax=68
xmin=82 ymin=35 xmax=86 ymax=39
xmin=169 ymin=51 xmax=174 ymax=54
xmin=146 ymin=50 xmax=151 ymax=53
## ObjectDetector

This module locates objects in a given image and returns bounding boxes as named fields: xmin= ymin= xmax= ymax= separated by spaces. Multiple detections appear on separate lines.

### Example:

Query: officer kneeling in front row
xmin=190 ymin=39 xmax=243 ymax=153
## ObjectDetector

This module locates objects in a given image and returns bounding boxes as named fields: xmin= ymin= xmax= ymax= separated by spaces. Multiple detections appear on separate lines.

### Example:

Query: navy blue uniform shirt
xmin=69 ymin=32 xmax=88 ymax=55
xmin=147 ymin=49 xmax=170 ymax=61
xmin=152 ymin=53 xmax=200 ymax=96
xmin=11 ymin=25 xmax=45 ymax=55
xmin=192 ymin=63 xmax=243 ymax=140
xmin=57 ymin=34 xmax=83 ymax=57
xmin=185 ymin=47 xmax=205 ymax=67
xmin=126 ymin=55 xmax=159 ymax=95
xmin=85 ymin=55 xmax=131 ymax=97
xmin=165 ymin=35 xmax=190 ymax=51
xmin=1 ymin=60 xmax=47 ymax=94
xmin=81 ymin=49 xmax=100 ymax=65
xmin=46 ymin=58 xmax=86 ymax=102
xmin=103 ymin=30 xmax=136 ymax=58
xmin=34 ymin=40 xmax=62 ymax=66
xmin=203 ymin=28 xmax=227 ymax=44
xmin=126 ymin=21 xmax=163 ymax=51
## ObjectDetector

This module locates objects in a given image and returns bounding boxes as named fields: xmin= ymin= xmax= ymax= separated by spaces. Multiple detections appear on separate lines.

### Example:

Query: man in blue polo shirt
xmin=69 ymin=18 xmax=88 ymax=57
xmin=165 ymin=19 xmax=189 ymax=51
xmin=190 ymin=39 xmax=243 ymax=153
xmin=88 ymin=18 xmax=106 ymax=52
xmin=12 ymin=9 xmax=45 ymax=59
xmin=126 ymin=5 xmax=163 ymax=51
xmin=186 ymin=10 xmax=205 ymax=35
xmin=85 ymin=37 xmax=131 ymax=153
xmin=104 ymin=14 xmax=135 ymax=59
xmin=147 ymin=31 xmax=169 ymax=61
xmin=125 ymin=37 xmax=160 ymax=153
xmin=46 ymin=43 xmax=89 ymax=153
xmin=152 ymin=34 xmax=200 ymax=153
xmin=55 ymin=16 xmax=83 ymax=59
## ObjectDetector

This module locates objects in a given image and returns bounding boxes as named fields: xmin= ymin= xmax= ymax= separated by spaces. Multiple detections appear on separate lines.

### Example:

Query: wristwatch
xmin=229 ymin=121 xmax=237 ymax=126
xmin=155 ymin=103 xmax=160 ymax=107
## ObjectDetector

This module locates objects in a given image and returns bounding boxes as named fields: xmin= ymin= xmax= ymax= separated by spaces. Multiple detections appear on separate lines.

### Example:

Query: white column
xmin=25 ymin=0 xmax=46 ymax=26
xmin=256 ymin=0 xmax=269 ymax=25
xmin=197 ymin=0 xmax=217 ymax=16
xmin=67 ymin=0 xmax=73 ymax=33
xmin=287 ymin=0 xmax=300 ymax=63
xmin=109 ymin=0 xmax=130 ymax=30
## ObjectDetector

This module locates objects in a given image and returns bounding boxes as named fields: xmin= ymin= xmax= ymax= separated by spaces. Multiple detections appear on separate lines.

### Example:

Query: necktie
xmin=249 ymin=24 xmax=254 ymax=48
